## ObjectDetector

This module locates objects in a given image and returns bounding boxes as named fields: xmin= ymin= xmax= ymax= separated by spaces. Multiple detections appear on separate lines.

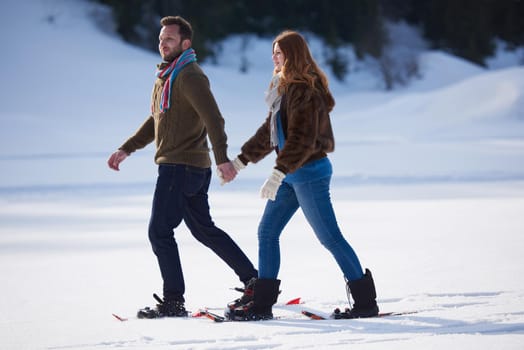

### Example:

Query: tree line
xmin=95 ymin=0 xmax=524 ymax=83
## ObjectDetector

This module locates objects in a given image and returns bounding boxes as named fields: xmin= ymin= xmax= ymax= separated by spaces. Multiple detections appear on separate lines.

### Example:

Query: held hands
xmin=216 ymin=161 xmax=237 ymax=185
xmin=260 ymin=169 xmax=285 ymax=201
xmin=217 ymin=157 xmax=246 ymax=185
xmin=107 ymin=150 xmax=128 ymax=171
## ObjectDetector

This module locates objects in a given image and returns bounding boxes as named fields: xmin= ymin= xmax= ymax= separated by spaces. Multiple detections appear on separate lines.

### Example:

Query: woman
xmin=226 ymin=30 xmax=379 ymax=321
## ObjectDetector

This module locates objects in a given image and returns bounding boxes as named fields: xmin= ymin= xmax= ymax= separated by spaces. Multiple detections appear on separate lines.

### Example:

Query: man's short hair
xmin=160 ymin=16 xmax=193 ymax=42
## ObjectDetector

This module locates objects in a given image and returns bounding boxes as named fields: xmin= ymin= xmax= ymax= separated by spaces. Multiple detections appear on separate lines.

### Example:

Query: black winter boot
xmin=340 ymin=269 xmax=379 ymax=319
xmin=137 ymin=294 xmax=188 ymax=319
xmin=227 ymin=277 xmax=256 ymax=310
xmin=226 ymin=279 xmax=280 ymax=321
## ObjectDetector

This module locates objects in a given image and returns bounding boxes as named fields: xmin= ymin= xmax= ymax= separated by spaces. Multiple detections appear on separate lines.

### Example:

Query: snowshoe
xmin=137 ymin=293 xmax=188 ymax=319
xmin=227 ymin=277 xmax=256 ymax=310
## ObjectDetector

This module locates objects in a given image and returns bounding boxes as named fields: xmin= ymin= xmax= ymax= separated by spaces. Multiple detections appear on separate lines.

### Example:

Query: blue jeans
xmin=257 ymin=174 xmax=364 ymax=282
xmin=148 ymin=164 xmax=257 ymax=301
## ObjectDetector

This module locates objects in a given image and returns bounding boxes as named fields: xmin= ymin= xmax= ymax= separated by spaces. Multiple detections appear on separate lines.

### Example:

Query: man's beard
xmin=162 ymin=45 xmax=184 ymax=62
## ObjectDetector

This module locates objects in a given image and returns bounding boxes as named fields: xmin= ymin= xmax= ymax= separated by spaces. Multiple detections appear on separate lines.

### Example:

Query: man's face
xmin=159 ymin=25 xmax=185 ymax=62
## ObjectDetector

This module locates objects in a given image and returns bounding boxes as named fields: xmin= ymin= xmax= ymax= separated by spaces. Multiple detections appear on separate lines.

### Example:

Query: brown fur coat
xmin=239 ymin=82 xmax=335 ymax=174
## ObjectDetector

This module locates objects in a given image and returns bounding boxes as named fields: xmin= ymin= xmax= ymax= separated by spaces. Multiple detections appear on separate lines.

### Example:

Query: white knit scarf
xmin=265 ymin=73 xmax=283 ymax=148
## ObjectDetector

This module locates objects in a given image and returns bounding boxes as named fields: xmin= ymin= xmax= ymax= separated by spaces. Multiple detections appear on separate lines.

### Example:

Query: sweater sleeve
xmin=119 ymin=116 xmax=155 ymax=154
xmin=182 ymin=72 xmax=229 ymax=165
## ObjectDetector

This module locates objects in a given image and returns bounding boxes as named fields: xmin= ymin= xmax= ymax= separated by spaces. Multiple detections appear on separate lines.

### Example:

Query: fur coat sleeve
xmin=239 ymin=82 xmax=335 ymax=174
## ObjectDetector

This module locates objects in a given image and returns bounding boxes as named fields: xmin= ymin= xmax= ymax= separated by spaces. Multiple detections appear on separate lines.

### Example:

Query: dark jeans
xmin=148 ymin=164 xmax=257 ymax=301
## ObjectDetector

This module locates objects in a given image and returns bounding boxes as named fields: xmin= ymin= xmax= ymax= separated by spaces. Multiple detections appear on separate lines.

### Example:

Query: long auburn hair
xmin=273 ymin=30 xmax=330 ymax=96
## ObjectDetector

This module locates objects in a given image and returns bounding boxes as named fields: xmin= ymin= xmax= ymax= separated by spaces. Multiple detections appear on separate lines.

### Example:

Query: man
xmin=108 ymin=15 xmax=257 ymax=318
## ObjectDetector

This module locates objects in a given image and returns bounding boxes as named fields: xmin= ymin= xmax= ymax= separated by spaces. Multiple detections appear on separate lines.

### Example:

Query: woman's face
xmin=272 ymin=42 xmax=285 ymax=72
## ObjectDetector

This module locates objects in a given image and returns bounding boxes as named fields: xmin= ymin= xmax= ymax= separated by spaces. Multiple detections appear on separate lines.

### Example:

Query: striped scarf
xmin=155 ymin=48 xmax=197 ymax=112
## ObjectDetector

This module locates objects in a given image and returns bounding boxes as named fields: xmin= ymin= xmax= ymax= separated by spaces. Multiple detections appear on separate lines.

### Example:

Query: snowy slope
xmin=1 ymin=1 xmax=524 ymax=349
xmin=1 ymin=0 xmax=523 ymax=189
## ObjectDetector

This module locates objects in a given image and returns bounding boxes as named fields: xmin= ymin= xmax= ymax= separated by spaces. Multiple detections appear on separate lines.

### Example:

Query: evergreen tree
xmin=94 ymin=0 xmax=524 ymax=81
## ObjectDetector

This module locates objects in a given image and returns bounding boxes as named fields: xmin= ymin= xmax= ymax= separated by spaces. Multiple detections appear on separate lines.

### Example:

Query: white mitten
xmin=216 ymin=168 xmax=226 ymax=185
xmin=232 ymin=157 xmax=246 ymax=172
xmin=260 ymin=169 xmax=285 ymax=201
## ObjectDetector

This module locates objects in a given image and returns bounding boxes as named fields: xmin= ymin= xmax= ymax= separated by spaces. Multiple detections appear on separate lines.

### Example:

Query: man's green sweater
xmin=120 ymin=62 xmax=229 ymax=168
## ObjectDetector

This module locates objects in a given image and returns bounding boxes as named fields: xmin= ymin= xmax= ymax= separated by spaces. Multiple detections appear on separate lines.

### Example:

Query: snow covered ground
xmin=1 ymin=0 xmax=524 ymax=349
xmin=1 ymin=187 xmax=524 ymax=349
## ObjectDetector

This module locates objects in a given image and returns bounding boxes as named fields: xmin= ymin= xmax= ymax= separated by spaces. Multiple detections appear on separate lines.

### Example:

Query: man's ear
xmin=182 ymin=39 xmax=191 ymax=50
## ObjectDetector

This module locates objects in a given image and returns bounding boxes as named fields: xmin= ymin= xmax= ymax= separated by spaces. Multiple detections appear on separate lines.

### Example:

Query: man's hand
xmin=260 ymin=169 xmax=285 ymax=201
xmin=217 ymin=161 xmax=237 ymax=184
xmin=107 ymin=150 xmax=128 ymax=171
